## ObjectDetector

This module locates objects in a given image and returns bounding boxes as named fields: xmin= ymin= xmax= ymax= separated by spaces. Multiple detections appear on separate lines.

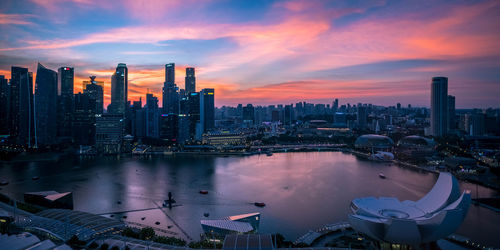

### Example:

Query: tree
xmin=139 ymin=227 xmax=156 ymax=240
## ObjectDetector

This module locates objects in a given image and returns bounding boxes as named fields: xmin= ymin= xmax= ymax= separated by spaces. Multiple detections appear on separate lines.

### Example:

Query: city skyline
xmin=1 ymin=0 xmax=499 ymax=108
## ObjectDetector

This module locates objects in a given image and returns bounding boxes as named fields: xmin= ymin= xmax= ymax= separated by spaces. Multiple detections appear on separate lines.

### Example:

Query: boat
xmin=110 ymin=214 xmax=114 ymax=217
xmin=122 ymin=215 xmax=127 ymax=219
xmin=117 ymin=200 xmax=122 ymax=204
xmin=203 ymin=212 xmax=210 ymax=217
xmin=141 ymin=217 xmax=146 ymax=220
xmin=379 ymin=173 xmax=386 ymax=179
xmin=0 ymin=180 xmax=8 ymax=186
xmin=254 ymin=202 xmax=266 ymax=207
xmin=167 ymin=225 xmax=173 ymax=229
xmin=155 ymin=221 xmax=160 ymax=225
xmin=32 ymin=176 xmax=40 ymax=180
xmin=199 ymin=190 xmax=209 ymax=195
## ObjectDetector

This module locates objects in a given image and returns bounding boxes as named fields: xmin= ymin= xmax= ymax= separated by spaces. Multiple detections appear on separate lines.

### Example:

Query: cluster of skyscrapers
xmin=0 ymin=63 xmax=215 ymax=153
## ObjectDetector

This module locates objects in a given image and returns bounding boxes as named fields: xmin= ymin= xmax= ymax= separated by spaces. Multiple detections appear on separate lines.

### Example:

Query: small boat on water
xmin=117 ymin=201 xmax=122 ymax=204
xmin=122 ymin=215 xmax=127 ymax=219
xmin=32 ymin=176 xmax=39 ymax=180
xmin=203 ymin=212 xmax=210 ymax=217
xmin=167 ymin=225 xmax=173 ymax=229
xmin=155 ymin=221 xmax=160 ymax=225
xmin=110 ymin=214 xmax=114 ymax=217
xmin=0 ymin=180 xmax=8 ymax=186
xmin=199 ymin=190 xmax=208 ymax=194
xmin=379 ymin=173 xmax=386 ymax=179
xmin=141 ymin=217 xmax=146 ymax=220
xmin=254 ymin=202 xmax=266 ymax=207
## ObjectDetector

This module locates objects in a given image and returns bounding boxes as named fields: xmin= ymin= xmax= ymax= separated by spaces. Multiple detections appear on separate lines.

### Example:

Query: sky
xmin=0 ymin=0 xmax=499 ymax=108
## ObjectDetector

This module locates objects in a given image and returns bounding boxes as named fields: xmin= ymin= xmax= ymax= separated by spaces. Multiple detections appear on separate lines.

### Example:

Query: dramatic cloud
xmin=0 ymin=0 xmax=499 ymax=108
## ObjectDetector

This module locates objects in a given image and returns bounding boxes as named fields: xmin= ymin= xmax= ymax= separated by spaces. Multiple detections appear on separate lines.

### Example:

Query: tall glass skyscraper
xmin=84 ymin=76 xmax=104 ymax=114
xmin=0 ymin=75 xmax=9 ymax=135
xmin=10 ymin=66 xmax=35 ymax=147
xmin=162 ymin=63 xmax=179 ymax=114
xmin=57 ymin=67 xmax=74 ymax=140
xmin=185 ymin=67 xmax=196 ymax=94
xmin=109 ymin=63 xmax=128 ymax=114
xmin=200 ymin=88 xmax=214 ymax=132
xmin=431 ymin=77 xmax=448 ymax=137
xmin=35 ymin=63 xmax=58 ymax=146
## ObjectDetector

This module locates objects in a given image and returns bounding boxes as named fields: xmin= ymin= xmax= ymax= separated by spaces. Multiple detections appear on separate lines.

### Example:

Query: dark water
xmin=0 ymin=152 xmax=498 ymax=246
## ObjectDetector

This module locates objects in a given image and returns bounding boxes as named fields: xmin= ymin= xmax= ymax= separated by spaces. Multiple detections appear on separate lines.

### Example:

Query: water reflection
xmin=0 ymin=152 xmax=498 ymax=246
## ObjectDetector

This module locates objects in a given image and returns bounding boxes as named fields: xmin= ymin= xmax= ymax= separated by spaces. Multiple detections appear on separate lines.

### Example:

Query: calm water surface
xmin=0 ymin=152 xmax=498 ymax=246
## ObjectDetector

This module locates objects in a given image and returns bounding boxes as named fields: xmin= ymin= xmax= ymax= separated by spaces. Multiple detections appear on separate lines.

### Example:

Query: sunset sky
xmin=1 ymin=0 xmax=499 ymax=108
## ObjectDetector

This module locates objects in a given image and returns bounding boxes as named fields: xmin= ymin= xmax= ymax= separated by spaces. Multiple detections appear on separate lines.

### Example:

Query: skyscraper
xmin=10 ymin=67 xmax=35 ymax=146
xmin=84 ymin=76 xmax=104 ymax=114
xmin=200 ymin=88 xmax=214 ymax=133
xmin=162 ymin=63 xmax=179 ymax=114
xmin=57 ymin=67 xmax=74 ymax=141
xmin=447 ymin=95 xmax=456 ymax=130
xmin=430 ymin=77 xmax=448 ymax=137
xmin=73 ymin=92 xmax=96 ymax=145
xmin=187 ymin=92 xmax=200 ymax=140
xmin=0 ymin=75 xmax=9 ymax=135
xmin=357 ymin=105 xmax=367 ymax=129
xmin=145 ymin=93 xmax=159 ymax=138
xmin=185 ymin=67 xmax=196 ymax=93
xmin=35 ymin=63 xmax=58 ymax=146
xmin=109 ymin=63 xmax=128 ymax=114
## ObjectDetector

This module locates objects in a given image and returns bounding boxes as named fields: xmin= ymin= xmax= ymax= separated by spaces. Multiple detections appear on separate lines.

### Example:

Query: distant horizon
xmin=1 ymin=0 xmax=499 ymax=108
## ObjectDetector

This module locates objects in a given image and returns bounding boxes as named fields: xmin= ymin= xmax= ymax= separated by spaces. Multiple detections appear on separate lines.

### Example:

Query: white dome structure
xmin=348 ymin=172 xmax=470 ymax=245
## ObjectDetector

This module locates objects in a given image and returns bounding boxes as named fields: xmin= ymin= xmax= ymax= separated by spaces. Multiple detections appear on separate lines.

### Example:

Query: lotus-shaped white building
xmin=348 ymin=172 xmax=470 ymax=245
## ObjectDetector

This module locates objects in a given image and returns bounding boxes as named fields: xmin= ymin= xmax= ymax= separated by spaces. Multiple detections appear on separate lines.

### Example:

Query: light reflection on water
xmin=0 ymin=152 xmax=498 ymax=246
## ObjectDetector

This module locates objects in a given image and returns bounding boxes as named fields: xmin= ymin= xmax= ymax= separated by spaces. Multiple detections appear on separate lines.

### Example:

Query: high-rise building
xmin=159 ymin=114 xmax=178 ymax=142
xmin=145 ymin=93 xmax=159 ymax=138
xmin=84 ymin=76 xmax=104 ymax=114
xmin=57 ymin=67 xmax=74 ymax=141
xmin=187 ymin=92 xmax=200 ymax=140
xmin=162 ymin=63 xmax=179 ymax=114
xmin=73 ymin=92 xmax=96 ymax=145
xmin=333 ymin=99 xmax=339 ymax=112
xmin=447 ymin=95 xmax=456 ymax=130
xmin=357 ymin=105 xmax=367 ymax=129
xmin=200 ymin=88 xmax=214 ymax=133
xmin=242 ymin=104 xmax=255 ymax=124
xmin=9 ymin=67 xmax=35 ymax=146
xmin=95 ymin=113 xmax=123 ymax=154
xmin=465 ymin=113 xmax=485 ymax=136
xmin=109 ymin=63 xmax=128 ymax=114
xmin=430 ymin=77 xmax=448 ymax=137
xmin=185 ymin=67 xmax=196 ymax=93
xmin=34 ymin=63 xmax=58 ymax=146
xmin=0 ymin=75 xmax=9 ymax=135
xmin=165 ymin=63 xmax=175 ymax=85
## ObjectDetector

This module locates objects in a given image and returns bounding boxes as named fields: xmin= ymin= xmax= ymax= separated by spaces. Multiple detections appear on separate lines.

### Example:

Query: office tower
xmin=57 ymin=67 xmax=74 ymax=141
xmin=95 ymin=113 xmax=123 ymax=154
xmin=9 ymin=67 xmax=35 ymax=146
xmin=185 ymin=67 xmax=196 ymax=93
xmin=333 ymin=99 xmax=339 ymax=112
xmin=200 ymin=88 xmax=215 ymax=133
xmin=0 ymin=76 xmax=9 ymax=135
xmin=447 ymin=95 xmax=456 ymax=130
xmin=145 ymin=93 xmax=159 ymax=138
xmin=130 ymin=99 xmax=145 ymax=139
xmin=187 ymin=92 xmax=200 ymax=139
xmin=465 ymin=113 xmax=485 ymax=136
xmin=34 ymin=63 xmax=58 ymax=146
xmin=243 ymin=104 xmax=255 ymax=123
xmin=109 ymin=63 xmax=128 ymax=114
xmin=357 ymin=105 xmax=367 ymax=129
xmin=397 ymin=103 xmax=401 ymax=110
xmin=284 ymin=105 xmax=293 ymax=125
xmin=165 ymin=63 xmax=175 ymax=84
xmin=73 ymin=92 xmax=96 ymax=145
xmin=160 ymin=114 xmax=178 ymax=142
xmin=430 ymin=77 xmax=448 ymax=137
xmin=162 ymin=63 xmax=179 ymax=114
xmin=84 ymin=76 xmax=104 ymax=114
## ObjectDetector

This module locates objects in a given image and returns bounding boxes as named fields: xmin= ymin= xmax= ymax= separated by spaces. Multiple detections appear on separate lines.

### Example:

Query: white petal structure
xmin=348 ymin=172 xmax=471 ymax=245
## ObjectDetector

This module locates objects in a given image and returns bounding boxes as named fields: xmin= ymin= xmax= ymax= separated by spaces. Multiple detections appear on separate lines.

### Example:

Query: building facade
xmin=430 ymin=77 xmax=448 ymax=137
xmin=57 ymin=67 xmax=74 ymax=141
xmin=35 ymin=63 xmax=58 ymax=146
xmin=109 ymin=63 xmax=128 ymax=114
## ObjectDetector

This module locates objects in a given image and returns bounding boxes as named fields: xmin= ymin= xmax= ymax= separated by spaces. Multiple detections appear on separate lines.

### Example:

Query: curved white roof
xmin=348 ymin=172 xmax=470 ymax=245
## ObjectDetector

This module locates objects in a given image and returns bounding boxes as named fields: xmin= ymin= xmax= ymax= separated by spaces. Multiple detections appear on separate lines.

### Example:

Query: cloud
xmin=0 ymin=13 xmax=35 ymax=25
